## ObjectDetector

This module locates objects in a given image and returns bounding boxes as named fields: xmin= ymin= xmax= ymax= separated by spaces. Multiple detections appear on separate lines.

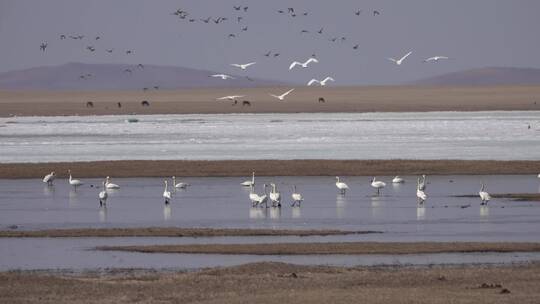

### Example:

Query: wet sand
xmin=2 ymin=262 xmax=539 ymax=303
xmin=1 ymin=159 xmax=540 ymax=179
xmin=0 ymin=228 xmax=372 ymax=238
xmin=1 ymin=85 xmax=540 ymax=117
xmin=97 ymin=242 xmax=540 ymax=255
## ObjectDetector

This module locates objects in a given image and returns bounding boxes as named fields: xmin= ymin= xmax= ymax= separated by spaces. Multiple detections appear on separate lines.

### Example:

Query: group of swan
xmin=336 ymin=175 xmax=404 ymax=196
xmin=44 ymin=171 xmax=120 ymax=190
xmin=243 ymin=172 xmax=303 ymax=207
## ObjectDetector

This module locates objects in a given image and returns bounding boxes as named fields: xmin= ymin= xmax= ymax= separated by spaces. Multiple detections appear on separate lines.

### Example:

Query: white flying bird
xmin=289 ymin=58 xmax=319 ymax=70
xmin=388 ymin=51 xmax=412 ymax=65
xmin=423 ymin=56 xmax=449 ymax=63
xmin=269 ymin=88 xmax=295 ymax=101
xmin=307 ymin=76 xmax=335 ymax=86
xmin=217 ymin=95 xmax=245 ymax=101
xmin=230 ymin=62 xmax=256 ymax=70
xmin=210 ymin=74 xmax=235 ymax=80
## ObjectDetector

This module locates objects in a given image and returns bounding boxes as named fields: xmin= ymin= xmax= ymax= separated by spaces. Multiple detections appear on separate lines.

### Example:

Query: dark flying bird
xmin=124 ymin=68 xmax=132 ymax=74
xmin=126 ymin=50 xmax=133 ymax=54
xmin=355 ymin=9 xmax=362 ymax=16
xmin=243 ymin=6 xmax=248 ymax=12
xmin=233 ymin=5 xmax=241 ymax=11
xmin=95 ymin=36 xmax=100 ymax=40
xmin=40 ymin=42 xmax=47 ymax=51
xmin=264 ymin=51 xmax=271 ymax=57
xmin=237 ymin=16 xmax=243 ymax=23
xmin=317 ymin=28 xmax=323 ymax=34
xmin=189 ymin=19 xmax=195 ymax=22
xmin=273 ymin=53 xmax=280 ymax=57
xmin=301 ymin=30 xmax=309 ymax=34
xmin=288 ymin=8 xmax=294 ymax=13
xmin=242 ymin=26 xmax=248 ymax=31
xmin=373 ymin=10 xmax=380 ymax=16
xmin=353 ymin=44 xmax=359 ymax=50
xmin=228 ymin=33 xmax=237 ymax=38
xmin=277 ymin=10 xmax=284 ymax=14
xmin=60 ymin=34 xmax=66 ymax=40
xmin=106 ymin=49 xmax=113 ymax=53
xmin=201 ymin=17 xmax=211 ymax=23
xmin=137 ymin=64 xmax=144 ymax=69
xmin=86 ymin=46 xmax=96 ymax=52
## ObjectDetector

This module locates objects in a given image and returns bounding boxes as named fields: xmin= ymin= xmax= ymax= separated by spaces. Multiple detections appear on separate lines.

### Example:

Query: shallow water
xmin=1 ymin=175 xmax=540 ymax=241
xmin=1 ymin=111 xmax=539 ymax=162
xmin=1 ymin=237 xmax=540 ymax=271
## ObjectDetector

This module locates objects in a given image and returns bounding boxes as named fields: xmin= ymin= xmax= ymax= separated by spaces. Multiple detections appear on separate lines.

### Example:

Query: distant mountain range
xmin=0 ymin=62 xmax=289 ymax=90
xmin=412 ymin=67 xmax=540 ymax=86
xmin=1 ymin=64 xmax=540 ymax=90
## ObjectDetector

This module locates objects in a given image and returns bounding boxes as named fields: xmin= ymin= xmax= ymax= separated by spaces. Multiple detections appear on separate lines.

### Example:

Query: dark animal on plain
xmin=242 ymin=100 xmax=251 ymax=107
xmin=141 ymin=100 xmax=150 ymax=107
xmin=232 ymin=100 xmax=238 ymax=106
xmin=153 ymin=86 xmax=159 ymax=90
xmin=318 ymin=97 xmax=326 ymax=103
xmin=143 ymin=87 xmax=148 ymax=91
xmin=117 ymin=102 xmax=122 ymax=108
xmin=86 ymin=101 xmax=94 ymax=108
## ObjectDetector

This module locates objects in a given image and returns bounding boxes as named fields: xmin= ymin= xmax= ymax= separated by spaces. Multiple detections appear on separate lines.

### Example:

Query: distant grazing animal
xmin=141 ymin=100 xmax=150 ymax=107
xmin=86 ymin=101 xmax=94 ymax=108
xmin=242 ymin=100 xmax=251 ymax=107
xmin=318 ymin=97 xmax=326 ymax=103
xmin=117 ymin=102 xmax=122 ymax=108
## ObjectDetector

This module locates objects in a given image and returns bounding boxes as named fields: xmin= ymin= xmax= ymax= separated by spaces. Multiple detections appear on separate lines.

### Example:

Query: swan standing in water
xmin=291 ymin=185 xmax=303 ymax=207
xmin=269 ymin=183 xmax=281 ymax=207
xmin=163 ymin=180 xmax=172 ymax=205
xmin=172 ymin=176 xmax=191 ymax=189
xmin=335 ymin=176 xmax=349 ymax=195
xmin=418 ymin=174 xmax=427 ymax=191
xmin=98 ymin=181 xmax=108 ymax=207
xmin=42 ymin=171 xmax=56 ymax=186
xmin=241 ymin=172 xmax=255 ymax=187
xmin=68 ymin=170 xmax=83 ymax=188
xmin=105 ymin=176 xmax=120 ymax=189
xmin=416 ymin=177 xmax=427 ymax=204
xmin=249 ymin=184 xmax=268 ymax=207
xmin=392 ymin=176 xmax=404 ymax=183
xmin=371 ymin=177 xmax=386 ymax=196
xmin=479 ymin=182 xmax=491 ymax=205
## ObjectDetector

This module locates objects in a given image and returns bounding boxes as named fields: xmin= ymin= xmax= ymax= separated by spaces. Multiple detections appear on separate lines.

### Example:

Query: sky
xmin=1 ymin=0 xmax=539 ymax=85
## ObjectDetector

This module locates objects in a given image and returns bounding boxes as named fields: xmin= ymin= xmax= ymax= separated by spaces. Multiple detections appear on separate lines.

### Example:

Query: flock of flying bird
xmin=38 ymin=4 xmax=451 ymax=105
xmin=41 ymin=170 xmax=500 ymax=211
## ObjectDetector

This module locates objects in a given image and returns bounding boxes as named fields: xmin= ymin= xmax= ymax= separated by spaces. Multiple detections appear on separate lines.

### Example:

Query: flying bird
xmin=269 ymin=88 xmax=295 ymax=101
xmin=307 ymin=77 xmax=335 ymax=86
xmin=353 ymin=44 xmax=359 ymax=50
xmin=231 ymin=62 xmax=256 ymax=70
xmin=317 ymin=28 xmax=324 ymax=34
xmin=217 ymin=95 xmax=245 ymax=101
xmin=264 ymin=51 xmax=272 ymax=57
xmin=60 ymin=35 xmax=66 ymax=40
xmin=423 ymin=56 xmax=449 ymax=63
xmin=373 ymin=10 xmax=381 ymax=16
xmin=388 ymin=51 xmax=412 ymax=65
xmin=105 ymin=49 xmax=114 ymax=53
xmin=289 ymin=58 xmax=319 ymax=70
xmin=210 ymin=74 xmax=235 ymax=80
xmin=201 ymin=17 xmax=211 ymax=23
xmin=233 ymin=5 xmax=241 ymax=11
xmin=40 ymin=42 xmax=47 ymax=52
xmin=355 ymin=9 xmax=362 ymax=16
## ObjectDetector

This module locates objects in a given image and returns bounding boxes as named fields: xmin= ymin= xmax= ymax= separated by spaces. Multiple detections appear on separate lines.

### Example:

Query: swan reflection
xmin=480 ymin=205 xmax=489 ymax=218
xmin=163 ymin=204 xmax=172 ymax=221
xmin=43 ymin=185 xmax=55 ymax=197
xmin=99 ymin=206 xmax=108 ymax=222
xmin=292 ymin=206 xmax=301 ymax=219
xmin=336 ymin=194 xmax=347 ymax=218
xmin=269 ymin=207 xmax=281 ymax=219
xmin=416 ymin=204 xmax=426 ymax=220
xmin=249 ymin=207 xmax=267 ymax=219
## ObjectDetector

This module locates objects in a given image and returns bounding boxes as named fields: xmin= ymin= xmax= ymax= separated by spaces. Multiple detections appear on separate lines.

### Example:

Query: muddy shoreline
xmin=2 ymin=262 xmax=539 ymax=303
xmin=96 ymin=242 xmax=540 ymax=255
xmin=1 ymin=159 xmax=540 ymax=179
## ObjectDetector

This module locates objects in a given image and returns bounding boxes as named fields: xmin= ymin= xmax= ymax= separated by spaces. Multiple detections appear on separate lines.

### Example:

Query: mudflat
xmin=1 ymin=159 xmax=540 ymax=179
xmin=1 ymin=262 xmax=539 ymax=303
xmin=1 ymin=85 xmax=539 ymax=117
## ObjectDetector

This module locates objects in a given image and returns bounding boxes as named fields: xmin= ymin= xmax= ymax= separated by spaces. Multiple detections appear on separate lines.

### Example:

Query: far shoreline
xmin=1 ymin=159 xmax=539 ymax=179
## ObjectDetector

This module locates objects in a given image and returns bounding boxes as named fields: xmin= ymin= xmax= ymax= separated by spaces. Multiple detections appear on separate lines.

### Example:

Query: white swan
xmin=416 ymin=177 xmax=427 ymax=204
xmin=423 ymin=56 xmax=449 ymax=63
xmin=230 ymin=62 xmax=256 ymax=70
xmin=172 ymin=176 xmax=190 ymax=189
xmin=217 ymin=95 xmax=245 ymax=101
xmin=241 ymin=172 xmax=255 ymax=186
xmin=105 ymin=176 xmax=120 ymax=189
xmin=210 ymin=74 xmax=235 ymax=80
xmin=163 ymin=180 xmax=172 ymax=205
xmin=307 ymin=77 xmax=335 ymax=86
xmin=269 ymin=88 xmax=295 ymax=101
xmin=98 ymin=181 xmax=108 ymax=207
xmin=371 ymin=177 xmax=386 ymax=196
xmin=479 ymin=182 xmax=491 ymax=205
xmin=42 ymin=171 xmax=56 ymax=185
xmin=388 ymin=51 xmax=412 ymax=65
xmin=392 ymin=176 xmax=404 ymax=183
xmin=249 ymin=184 xmax=268 ymax=207
xmin=418 ymin=174 xmax=427 ymax=191
xmin=289 ymin=58 xmax=319 ymax=70
xmin=269 ymin=183 xmax=281 ymax=207
xmin=291 ymin=185 xmax=303 ymax=207
xmin=335 ymin=176 xmax=349 ymax=194
xmin=68 ymin=170 xmax=83 ymax=187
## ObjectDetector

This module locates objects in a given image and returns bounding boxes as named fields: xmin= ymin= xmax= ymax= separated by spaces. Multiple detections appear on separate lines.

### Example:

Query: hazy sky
xmin=1 ymin=0 xmax=539 ymax=85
